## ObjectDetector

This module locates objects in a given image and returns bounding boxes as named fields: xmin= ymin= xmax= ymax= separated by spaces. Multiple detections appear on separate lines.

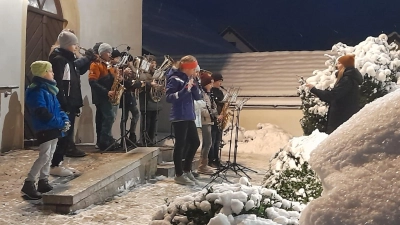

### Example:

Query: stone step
xmin=42 ymin=147 xmax=160 ymax=214
xmin=157 ymin=147 xmax=174 ymax=163
xmin=157 ymin=159 xmax=200 ymax=177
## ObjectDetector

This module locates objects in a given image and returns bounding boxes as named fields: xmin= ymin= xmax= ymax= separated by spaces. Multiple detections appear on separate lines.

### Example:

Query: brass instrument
xmin=218 ymin=87 xmax=239 ymax=130
xmin=149 ymin=55 xmax=174 ymax=102
xmin=109 ymin=54 xmax=130 ymax=105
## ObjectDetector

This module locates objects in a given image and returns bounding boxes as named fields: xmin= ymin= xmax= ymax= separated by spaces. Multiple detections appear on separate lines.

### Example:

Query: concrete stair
xmin=42 ymin=147 xmax=159 ymax=214
xmin=156 ymin=147 xmax=200 ymax=177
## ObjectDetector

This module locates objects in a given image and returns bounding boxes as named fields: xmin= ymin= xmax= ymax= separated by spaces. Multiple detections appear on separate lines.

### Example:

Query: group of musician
xmin=22 ymin=29 xmax=226 ymax=199
xmin=165 ymin=55 xmax=226 ymax=185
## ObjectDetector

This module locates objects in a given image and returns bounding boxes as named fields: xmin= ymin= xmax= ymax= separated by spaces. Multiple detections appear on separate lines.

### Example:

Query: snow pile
xmin=222 ymin=123 xmax=293 ymax=156
xmin=300 ymin=89 xmax=400 ymax=225
xmin=298 ymin=34 xmax=400 ymax=117
xmin=151 ymin=177 xmax=305 ymax=225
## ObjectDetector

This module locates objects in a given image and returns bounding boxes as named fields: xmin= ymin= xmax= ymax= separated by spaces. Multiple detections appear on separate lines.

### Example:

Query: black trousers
xmin=172 ymin=121 xmax=200 ymax=176
xmin=95 ymin=105 xmax=102 ymax=143
xmin=140 ymin=110 xmax=158 ymax=144
xmin=208 ymin=124 xmax=222 ymax=161
xmin=51 ymin=109 xmax=76 ymax=167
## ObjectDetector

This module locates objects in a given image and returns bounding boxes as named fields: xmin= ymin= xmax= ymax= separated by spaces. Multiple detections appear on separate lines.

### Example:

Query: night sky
xmin=162 ymin=0 xmax=400 ymax=51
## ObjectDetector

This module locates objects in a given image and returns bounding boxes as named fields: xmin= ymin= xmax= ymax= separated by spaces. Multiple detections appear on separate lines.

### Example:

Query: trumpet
xmin=78 ymin=46 xmax=89 ymax=56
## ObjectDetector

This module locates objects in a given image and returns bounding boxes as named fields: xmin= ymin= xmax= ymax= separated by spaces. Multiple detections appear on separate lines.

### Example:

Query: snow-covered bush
xmin=263 ymin=130 xmax=328 ymax=204
xmin=150 ymin=178 xmax=305 ymax=225
xmin=298 ymin=34 xmax=400 ymax=135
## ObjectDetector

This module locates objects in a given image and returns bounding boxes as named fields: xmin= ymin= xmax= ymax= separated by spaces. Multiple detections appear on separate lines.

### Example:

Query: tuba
xmin=149 ymin=55 xmax=174 ymax=102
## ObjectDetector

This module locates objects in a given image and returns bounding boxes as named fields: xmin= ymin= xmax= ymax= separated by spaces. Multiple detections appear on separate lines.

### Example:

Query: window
xmin=28 ymin=0 xmax=60 ymax=15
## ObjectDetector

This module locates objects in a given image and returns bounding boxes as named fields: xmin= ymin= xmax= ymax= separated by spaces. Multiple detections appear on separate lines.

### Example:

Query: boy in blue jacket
xmin=22 ymin=61 xmax=70 ymax=200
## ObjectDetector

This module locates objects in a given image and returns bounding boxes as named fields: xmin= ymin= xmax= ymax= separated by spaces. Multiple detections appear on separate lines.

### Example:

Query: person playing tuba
xmin=137 ymin=55 xmax=163 ymax=146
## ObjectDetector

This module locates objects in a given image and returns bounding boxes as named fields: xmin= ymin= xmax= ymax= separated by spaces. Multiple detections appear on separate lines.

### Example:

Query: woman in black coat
xmin=306 ymin=54 xmax=363 ymax=134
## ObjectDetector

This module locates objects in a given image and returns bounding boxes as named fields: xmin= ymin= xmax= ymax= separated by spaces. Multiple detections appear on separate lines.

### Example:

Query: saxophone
xmin=109 ymin=67 xmax=125 ymax=105
xmin=217 ymin=87 xmax=239 ymax=130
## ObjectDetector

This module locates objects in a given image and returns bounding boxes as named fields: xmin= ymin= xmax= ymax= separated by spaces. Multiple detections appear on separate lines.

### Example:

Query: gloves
xmin=187 ymin=78 xmax=194 ymax=91
xmin=62 ymin=121 xmax=71 ymax=132
xmin=85 ymin=48 xmax=97 ymax=61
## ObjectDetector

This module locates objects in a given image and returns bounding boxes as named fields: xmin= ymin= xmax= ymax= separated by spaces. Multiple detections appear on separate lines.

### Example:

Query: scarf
xmin=29 ymin=77 xmax=59 ymax=95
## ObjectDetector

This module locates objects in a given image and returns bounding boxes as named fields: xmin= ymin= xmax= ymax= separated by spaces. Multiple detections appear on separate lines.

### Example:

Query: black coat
xmin=211 ymin=87 xmax=224 ymax=114
xmin=311 ymin=67 xmax=363 ymax=134
xmin=119 ymin=78 xmax=142 ymax=108
xmin=49 ymin=48 xmax=83 ymax=112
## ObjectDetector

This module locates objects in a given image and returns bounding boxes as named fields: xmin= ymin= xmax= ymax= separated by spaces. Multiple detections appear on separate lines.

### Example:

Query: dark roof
xmin=220 ymin=26 xmax=259 ymax=52
xmin=170 ymin=51 xmax=330 ymax=107
xmin=142 ymin=0 xmax=240 ymax=56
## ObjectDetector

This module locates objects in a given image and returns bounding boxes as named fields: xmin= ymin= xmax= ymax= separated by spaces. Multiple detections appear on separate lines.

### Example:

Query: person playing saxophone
xmin=208 ymin=73 xmax=224 ymax=168
xmin=88 ymin=43 xmax=131 ymax=151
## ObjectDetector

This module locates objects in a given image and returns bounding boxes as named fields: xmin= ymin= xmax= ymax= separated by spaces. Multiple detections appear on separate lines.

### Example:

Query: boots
xmin=198 ymin=158 xmax=215 ymax=175
xmin=37 ymin=179 xmax=53 ymax=193
xmin=65 ymin=143 xmax=87 ymax=157
xmin=21 ymin=180 xmax=42 ymax=200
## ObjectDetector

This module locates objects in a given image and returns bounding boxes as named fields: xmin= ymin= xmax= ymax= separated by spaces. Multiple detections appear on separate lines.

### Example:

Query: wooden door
xmin=24 ymin=0 xmax=65 ymax=143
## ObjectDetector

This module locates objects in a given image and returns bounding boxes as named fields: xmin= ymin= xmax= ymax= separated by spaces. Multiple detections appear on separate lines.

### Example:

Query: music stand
xmin=204 ymin=87 xmax=240 ymax=187
xmin=101 ymin=51 xmax=137 ymax=153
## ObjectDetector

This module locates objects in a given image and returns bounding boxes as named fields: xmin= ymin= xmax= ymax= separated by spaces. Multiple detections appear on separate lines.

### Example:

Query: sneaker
xmin=95 ymin=143 xmax=99 ymax=149
xmin=184 ymin=172 xmax=199 ymax=185
xmin=174 ymin=174 xmax=195 ymax=185
xmin=65 ymin=146 xmax=87 ymax=157
xmin=21 ymin=180 xmax=42 ymax=200
xmin=37 ymin=179 xmax=53 ymax=193
xmin=50 ymin=166 xmax=73 ymax=177
xmin=198 ymin=165 xmax=215 ymax=175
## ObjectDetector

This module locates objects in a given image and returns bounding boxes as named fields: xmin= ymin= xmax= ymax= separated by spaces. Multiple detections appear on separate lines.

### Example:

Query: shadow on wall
xmin=1 ymin=92 xmax=23 ymax=152
xmin=75 ymin=96 xmax=94 ymax=143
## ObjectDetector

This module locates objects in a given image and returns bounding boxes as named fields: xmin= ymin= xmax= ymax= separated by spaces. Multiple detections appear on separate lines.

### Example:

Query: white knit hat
xmin=98 ymin=43 xmax=112 ymax=55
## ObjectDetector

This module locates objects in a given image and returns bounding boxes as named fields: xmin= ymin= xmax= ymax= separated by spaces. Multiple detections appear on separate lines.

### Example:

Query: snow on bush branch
xmin=298 ymin=34 xmax=400 ymax=135
xmin=263 ymin=130 xmax=328 ymax=204
xmin=150 ymin=178 xmax=305 ymax=225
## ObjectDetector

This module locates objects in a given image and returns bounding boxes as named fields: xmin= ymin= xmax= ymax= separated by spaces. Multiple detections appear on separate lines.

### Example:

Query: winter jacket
xmin=49 ymin=48 xmax=83 ymax=111
xmin=165 ymin=69 xmax=202 ymax=121
xmin=311 ymin=67 xmax=363 ymax=134
xmin=211 ymin=87 xmax=224 ymax=114
xmin=138 ymin=72 xmax=163 ymax=111
xmin=119 ymin=77 xmax=142 ymax=108
xmin=194 ymin=100 xmax=204 ymax=128
xmin=200 ymin=91 xmax=218 ymax=125
xmin=25 ymin=77 xmax=69 ymax=144
xmin=88 ymin=61 xmax=117 ymax=105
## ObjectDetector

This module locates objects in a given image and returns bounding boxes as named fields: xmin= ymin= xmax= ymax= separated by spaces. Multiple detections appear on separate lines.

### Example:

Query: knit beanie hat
xmin=31 ymin=61 xmax=52 ymax=77
xmin=111 ymin=48 xmax=121 ymax=58
xmin=98 ymin=43 xmax=112 ymax=55
xmin=93 ymin=42 xmax=103 ymax=54
xmin=200 ymin=71 xmax=213 ymax=87
xmin=338 ymin=54 xmax=355 ymax=68
xmin=212 ymin=73 xmax=223 ymax=82
xmin=58 ymin=31 xmax=78 ymax=49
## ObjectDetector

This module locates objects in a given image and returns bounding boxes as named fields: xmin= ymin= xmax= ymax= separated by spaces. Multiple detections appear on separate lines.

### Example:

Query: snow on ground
xmin=0 ymin=146 xmax=269 ymax=224
xmin=221 ymin=123 xmax=292 ymax=158
xmin=300 ymin=89 xmax=400 ymax=225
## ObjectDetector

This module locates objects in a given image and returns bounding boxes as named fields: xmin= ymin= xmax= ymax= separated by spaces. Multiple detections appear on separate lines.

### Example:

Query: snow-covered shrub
xmin=150 ymin=178 xmax=305 ymax=225
xmin=263 ymin=130 xmax=328 ymax=204
xmin=298 ymin=34 xmax=400 ymax=135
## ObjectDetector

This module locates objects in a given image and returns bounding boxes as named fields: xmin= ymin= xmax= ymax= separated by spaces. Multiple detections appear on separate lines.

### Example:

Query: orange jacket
xmin=88 ymin=61 xmax=116 ymax=81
